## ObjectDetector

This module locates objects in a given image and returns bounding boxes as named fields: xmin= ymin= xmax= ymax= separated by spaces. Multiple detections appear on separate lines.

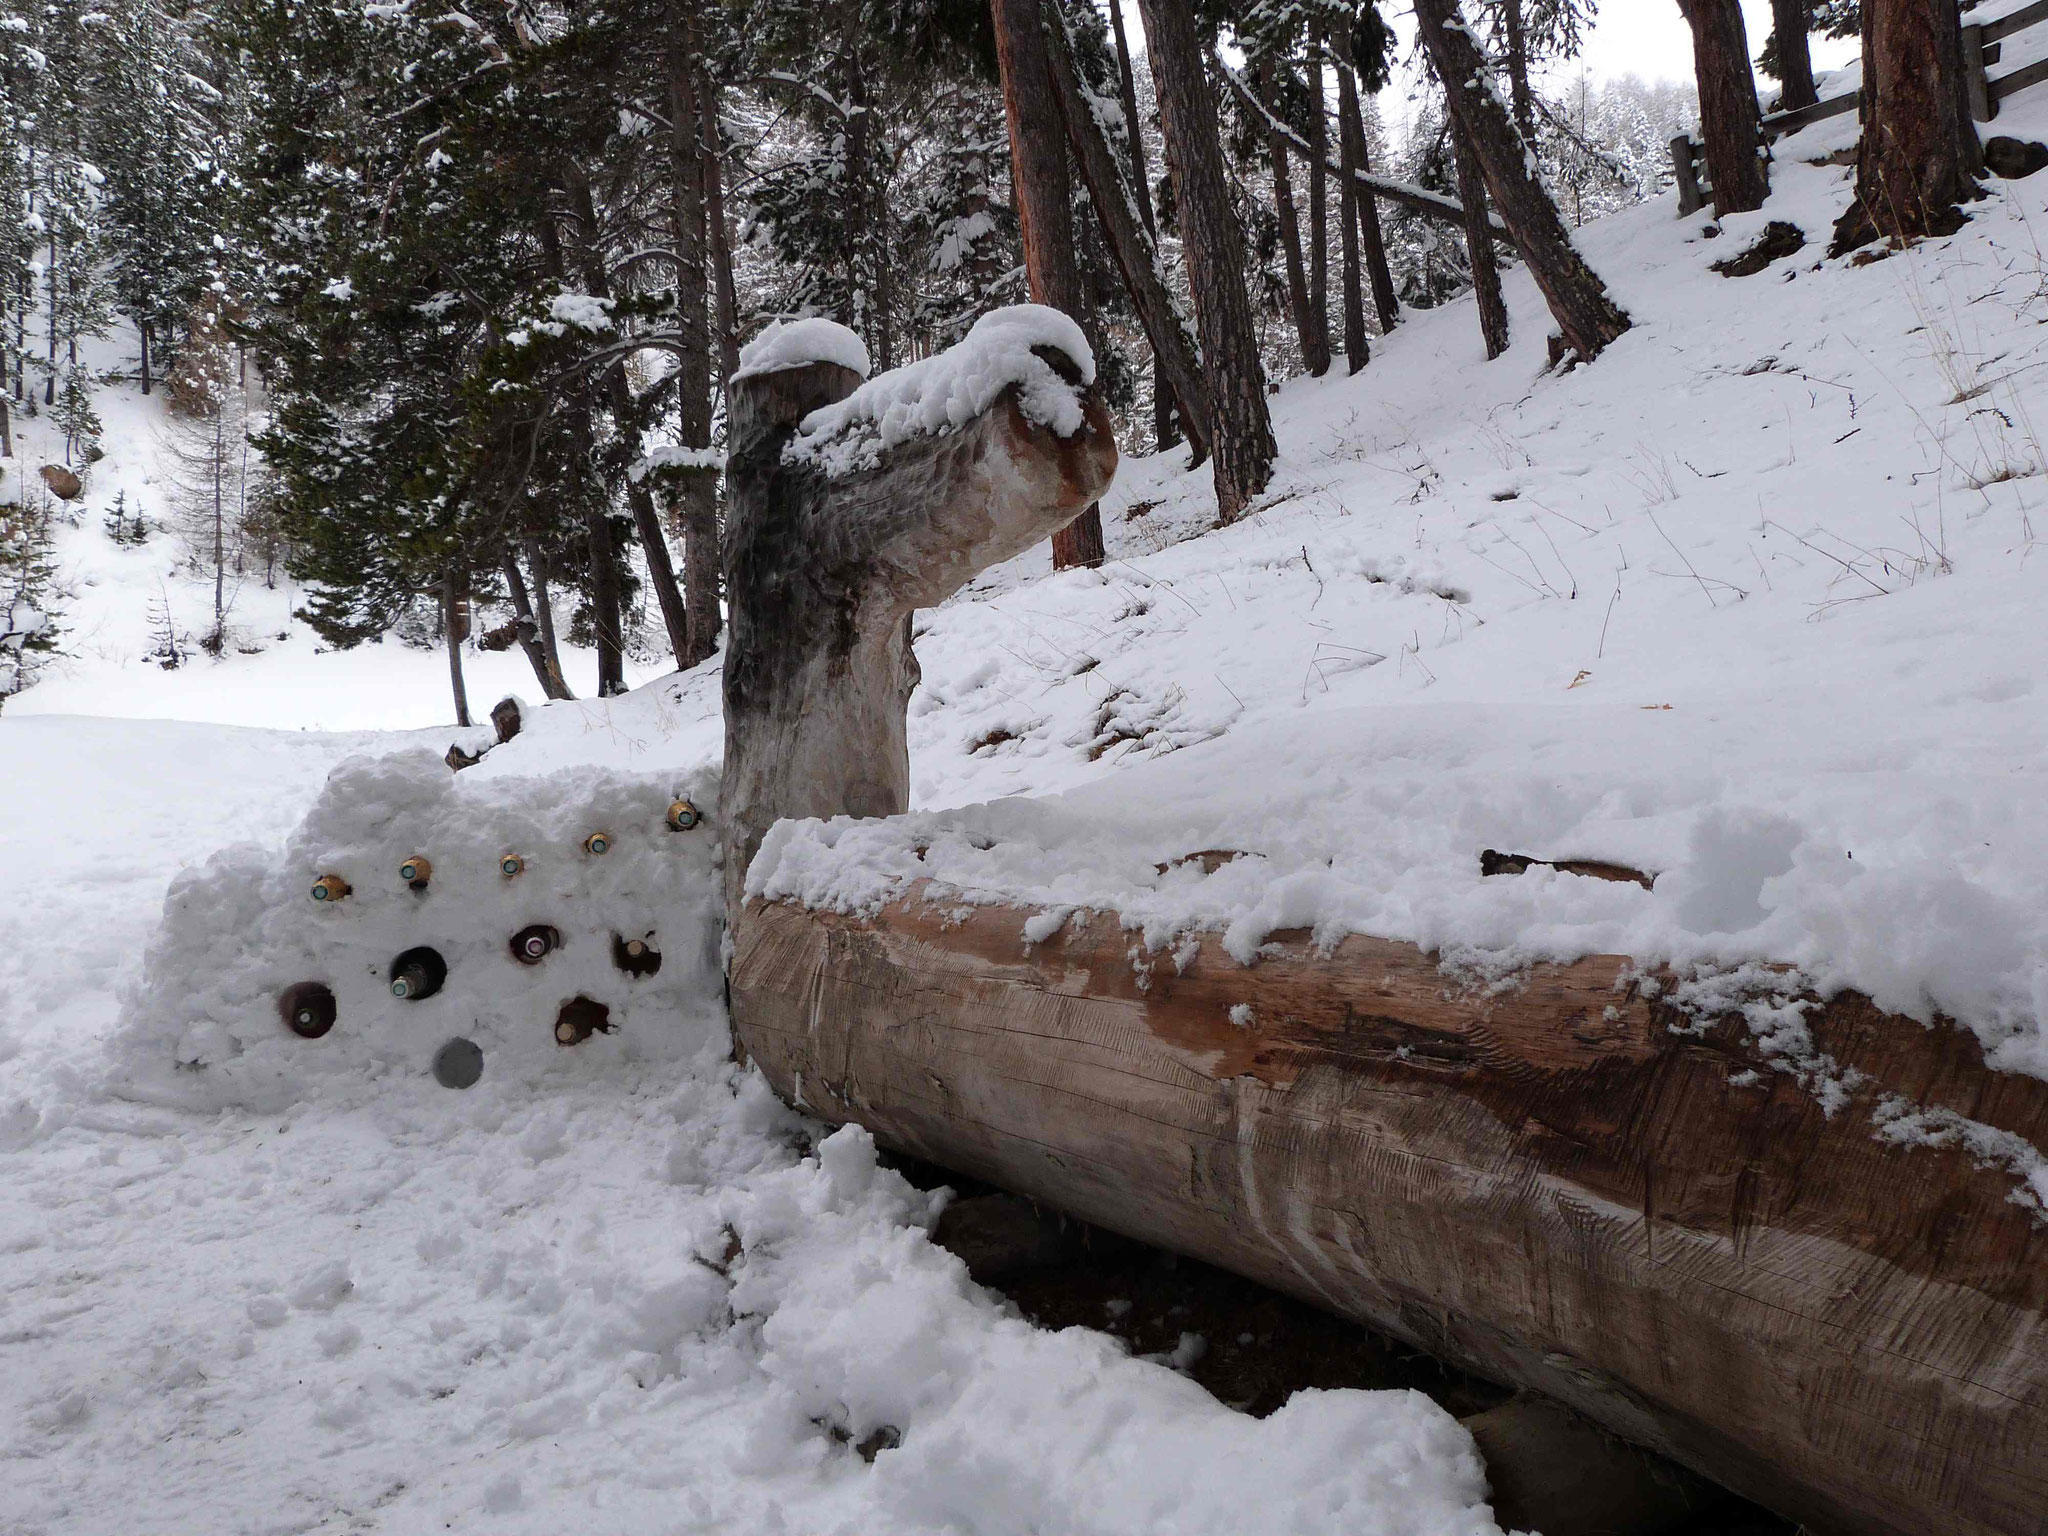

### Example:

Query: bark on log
xmin=729 ymin=888 xmax=2048 ymax=1536
xmin=1412 ymin=0 xmax=1632 ymax=363
xmin=720 ymin=344 xmax=1118 ymax=909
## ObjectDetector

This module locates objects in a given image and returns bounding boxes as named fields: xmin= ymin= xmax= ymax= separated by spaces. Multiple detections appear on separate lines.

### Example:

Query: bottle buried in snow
xmin=667 ymin=798 xmax=701 ymax=831
xmin=310 ymin=874 xmax=352 ymax=903
xmin=399 ymin=855 xmax=432 ymax=890
xmin=499 ymin=853 xmax=525 ymax=878
xmin=510 ymin=924 xmax=560 ymax=965
xmin=278 ymin=981 xmax=336 ymax=1039
xmin=584 ymin=831 xmax=613 ymax=856
xmin=612 ymin=933 xmax=663 ymax=978
xmin=388 ymin=946 xmax=448 ymax=1001
xmin=555 ymin=995 xmax=613 ymax=1046
xmin=432 ymin=1036 xmax=483 ymax=1089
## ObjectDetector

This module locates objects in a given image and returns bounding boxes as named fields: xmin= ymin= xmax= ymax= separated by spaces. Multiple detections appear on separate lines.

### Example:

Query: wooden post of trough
xmin=720 ymin=318 xmax=1118 ymax=913
xmin=1963 ymin=23 xmax=1995 ymax=122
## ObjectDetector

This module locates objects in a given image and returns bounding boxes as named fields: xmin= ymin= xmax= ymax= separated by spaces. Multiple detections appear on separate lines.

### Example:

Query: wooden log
xmin=721 ymin=328 xmax=1118 ymax=909
xmin=730 ymin=887 xmax=2048 ymax=1536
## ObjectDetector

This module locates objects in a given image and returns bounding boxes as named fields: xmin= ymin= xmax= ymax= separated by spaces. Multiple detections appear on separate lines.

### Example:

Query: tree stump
xmin=719 ymin=311 xmax=1118 ymax=910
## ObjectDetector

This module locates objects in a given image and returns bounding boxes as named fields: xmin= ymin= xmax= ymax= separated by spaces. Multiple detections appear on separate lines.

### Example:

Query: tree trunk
xmin=698 ymin=71 xmax=743 ymax=388
xmin=523 ymin=539 xmax=574 ymax=699
xmin=501 ymin=551 xmax=570 ymax=700
xmin=990 ymin=0 xmax=1107 ymax=569
xmin=1107 ymin=0 xmax=1181 ymax=447
xmin=1332 ymin=28 xmax=1369 ymax=372
xmin=1331 ymin=28 xmax=1399 ymax=332
xmin=731 ymin=889 xmax=2048 ymax=1536
xmin=670 ymin=19 xmax=723 ymax=664
xmin=443 ymin=569 xmax=472 ymax=727
xmin=720 ymin=326 xmax=1116 ymax=908
xmin=139 ymin=321 xmax=152 ymax=397
xmin=1304 ymin=31 xmax=1332 ymax=377
xmin=1771 ymin=0 xmax=1819 ymax=111
xmin=1501 ymin=0 xmax=1536 ymax=145
xmin=1132 ymin=0 xmax=1274 ymax=521
xmin=1413 ymin=0 xmax=1631 ymax=363
xmin=1678 ymin=0 xmax=1769 ymax=216
xmin=1830 ymin=0 xmax=1979 ymax=252
xmin=1260 ymin=61 xmax=1318 ymax=374
xmin=563 ymin=170 xmax=694 ymax=667
xmin=0 ymin=392 xmax=9 ymax=458
xmin=1453 ymin=118 xmax=1511 ymax=360
xmin=1043 ymin=4 xmax=1213 ymax=465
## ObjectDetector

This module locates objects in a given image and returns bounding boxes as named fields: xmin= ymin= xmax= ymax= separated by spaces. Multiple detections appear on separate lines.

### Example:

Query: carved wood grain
xmin=731 ymin=889 xmax=2048 ymax=1536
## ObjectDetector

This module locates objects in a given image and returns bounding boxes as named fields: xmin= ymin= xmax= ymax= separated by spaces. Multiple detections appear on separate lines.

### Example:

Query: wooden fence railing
xmin=1672 ymin=0 xmax=2048 ymax=214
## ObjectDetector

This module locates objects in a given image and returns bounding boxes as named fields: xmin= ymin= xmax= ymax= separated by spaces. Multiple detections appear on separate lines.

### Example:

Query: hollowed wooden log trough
xmin=718 ymin=314 xmax=2048 ymax=1536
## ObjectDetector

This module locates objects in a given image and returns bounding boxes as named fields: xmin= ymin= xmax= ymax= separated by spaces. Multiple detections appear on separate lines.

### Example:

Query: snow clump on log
xmin=786 ymin=304 xmax=1096 ymax=477
xmin=732 ymin=316 xmax=873 ymax=383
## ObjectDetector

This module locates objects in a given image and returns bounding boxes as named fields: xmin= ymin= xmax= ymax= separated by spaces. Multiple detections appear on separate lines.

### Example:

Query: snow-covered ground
xmin=11 ymin=99 xmax=2048 ymax=1531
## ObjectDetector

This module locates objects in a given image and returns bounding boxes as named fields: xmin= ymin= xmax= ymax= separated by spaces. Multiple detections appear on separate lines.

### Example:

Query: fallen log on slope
xmin=728 ymin=888 xmax=2048 ymax=1536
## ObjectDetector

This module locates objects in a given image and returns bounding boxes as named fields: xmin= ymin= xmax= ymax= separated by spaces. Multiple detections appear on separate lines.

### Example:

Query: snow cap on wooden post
xmin=721 ymin=306 xmax=1118 ymax=910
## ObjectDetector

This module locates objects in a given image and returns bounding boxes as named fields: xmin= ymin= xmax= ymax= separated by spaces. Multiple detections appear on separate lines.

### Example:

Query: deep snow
xmin=12 ymin=78 xmax=2048 ymax=1533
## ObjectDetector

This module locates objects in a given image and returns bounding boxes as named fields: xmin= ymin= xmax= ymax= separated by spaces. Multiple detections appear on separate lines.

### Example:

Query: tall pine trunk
xmin=1331 ymin=28 xmax=1399 ymax=332
xmin=1678 ymin=0 xmax=1769 ymax=216
xmin=564 ymin=171 xmax=694 ymax=668
xmin=1453 ymin=119 xmax=1511 ymax=360
xmin=1136 ymin=0 xmax=1275 ymax=521
xmin=1331 ymin=24 xmax=1369 ymax=372
xmin=1771 ymin=0 xmax=1819 ymax=111
xmin=1305 ymin=29 xmax=1331 ymax=376
xmin=670 ymin=16 xmax=722 ymax=665
xmin=1108 ymin=0 xmax=1179 ymax=448
xmin=443 ymin=569 xmax=472 ymax=727
xmin=1830 ymin=0 xmax=1979 ymax=252
xmin=1260 ymin=60 xmax=1317 ymax=373
xmin=691 ymin=55 xmax=742 ymax=388
xmin=139 ymin=322 xmax=152 ymax=396
xmin=1413 ymin=0 xmax=1631 ymax=362
xmin=990 ymin=0 xmax=1105 ymax=569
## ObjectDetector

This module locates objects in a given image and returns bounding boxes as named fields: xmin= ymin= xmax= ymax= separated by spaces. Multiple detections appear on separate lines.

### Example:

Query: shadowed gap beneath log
xmin=900 ymin=1155 xmax=1787 ymax=1536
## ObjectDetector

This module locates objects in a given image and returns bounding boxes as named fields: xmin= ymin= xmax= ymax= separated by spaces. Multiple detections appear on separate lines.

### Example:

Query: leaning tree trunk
xmin=1500 ymin=0 xmax=1536 ymax=145
xmin=1043 ymin=5 xmax=1213 ymax=464
xmin=1771 ymin=0 xmax=1819 ymax=111
xmin=1134 ymin=0 xmax=1275 ymax=522
xmin=698 ymin=65 xmax=743 ymax=388
xmin=1453 ymin=119 xmax=1511 ymax=360
xmin=1678 ymin=0 xmax=1769 ymax=216
xmin=1830 ymin=0 xmax=1979 ymax=253
xmin=442 ymin=569 xmax=472 ymax=727
xmin=720 ymin=324 xmax=1117 ymax=910
xmin=523 ymin=539 xmax=574 ymax=700
xmin=501 ymin=551 xmax=571 ymax=701
xmin=1331 ymin=27 xmax=1399 ymax=333
xmin=1260 ymin=61 xmax=1318 ymax=372
xmin=990 ymin=0 xmax=1108 ymax=570
xmin=1107 ymin=0 xmax=1181 ymax=448
xmin=1413 ymin=0 xmax=1631 ymax=363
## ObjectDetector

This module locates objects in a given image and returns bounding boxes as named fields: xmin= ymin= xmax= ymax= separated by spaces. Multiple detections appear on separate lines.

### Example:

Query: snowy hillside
xmin=11 ymin=108 xmax=2048 ymax=1531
